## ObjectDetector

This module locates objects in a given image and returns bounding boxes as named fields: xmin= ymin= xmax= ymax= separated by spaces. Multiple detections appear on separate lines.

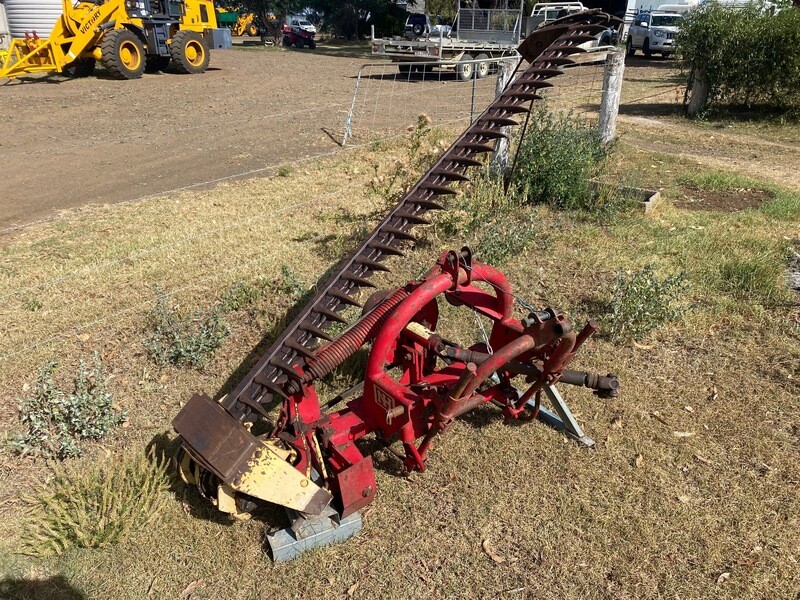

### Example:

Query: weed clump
xmin=608 ymin=265 xmax=687 ymax=341
xmin=21 ymin=450 xmax=170 ymax=556
xmin=513 ymin=108 xmax=610 ymax=212
xmin=13 ymin=353 xmax=125 ymax=460
xmin=143 ymin=287 xmax=230 ymax=369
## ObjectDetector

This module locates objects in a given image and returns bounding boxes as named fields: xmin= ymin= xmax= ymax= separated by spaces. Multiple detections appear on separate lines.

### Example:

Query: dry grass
xmin=1 ymin=96 xmax=799 ymax=599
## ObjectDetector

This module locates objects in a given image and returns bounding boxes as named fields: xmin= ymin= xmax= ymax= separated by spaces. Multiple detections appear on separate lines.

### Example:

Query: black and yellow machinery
xmin=0 ymin=0 xmax=231 ymax=80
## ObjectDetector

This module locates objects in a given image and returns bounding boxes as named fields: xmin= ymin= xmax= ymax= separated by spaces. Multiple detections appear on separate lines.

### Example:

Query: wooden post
xmin=598 ymin=49 xmax=625 ymax=144
xmin=491 ymin=55 xmax=522 ymax=174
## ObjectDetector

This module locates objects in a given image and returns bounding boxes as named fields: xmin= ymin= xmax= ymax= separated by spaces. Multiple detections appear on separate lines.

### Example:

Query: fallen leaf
xmin=673 ymin=431 xmax=695 ymax=438
xmin=693 ymin=453 xmax=713 ymax=466
xmin=716 ymin=572 xmax=731 ymax=585
xmin=181 ymin=579 xmax=204 ymax=597
xmin=482 ymin=538 xmax=505 ymax=564
xmin=633 ymin=453 xmax=643 ymax=468
xmin=347 ymin=582 xmax=359 ymax=597
xmin=632 ymin=340 xmax=654 ymax=350
xmin=611 ymin=416 xmax=623 ymax=429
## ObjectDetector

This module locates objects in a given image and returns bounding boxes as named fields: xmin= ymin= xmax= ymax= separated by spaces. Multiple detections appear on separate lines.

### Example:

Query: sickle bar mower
xmin=173 ymin=10 xmax=622 ymax=562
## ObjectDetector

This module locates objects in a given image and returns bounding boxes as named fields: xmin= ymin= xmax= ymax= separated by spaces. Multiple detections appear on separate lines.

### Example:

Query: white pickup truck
xmin=626 ymin=9 xmax=682 ymax=58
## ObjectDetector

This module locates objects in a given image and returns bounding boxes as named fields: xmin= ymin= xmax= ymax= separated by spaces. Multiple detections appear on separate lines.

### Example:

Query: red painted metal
xmin=262 ymin=249 xmax=609 ymax=515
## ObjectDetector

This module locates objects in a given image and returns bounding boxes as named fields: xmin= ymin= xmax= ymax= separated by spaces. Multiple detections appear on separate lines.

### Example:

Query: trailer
xmin=371 ymin=2 xmax=522 ymax=81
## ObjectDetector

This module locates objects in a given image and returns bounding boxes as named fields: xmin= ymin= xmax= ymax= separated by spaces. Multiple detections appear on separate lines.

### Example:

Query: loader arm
xmin=0 ymin=0 xmax=122 ymax=78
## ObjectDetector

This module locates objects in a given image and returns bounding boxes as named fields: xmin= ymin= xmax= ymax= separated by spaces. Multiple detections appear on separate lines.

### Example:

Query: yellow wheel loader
xmin=0 ymin=0 xmax=232 ymax=80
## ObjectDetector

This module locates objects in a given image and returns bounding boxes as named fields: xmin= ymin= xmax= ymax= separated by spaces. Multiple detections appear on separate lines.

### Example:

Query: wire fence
xmin=342 ymin=51 xmax=610 ymax=147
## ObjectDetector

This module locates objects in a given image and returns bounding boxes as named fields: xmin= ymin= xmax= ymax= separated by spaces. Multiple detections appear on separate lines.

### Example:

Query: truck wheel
xmin=412 ymin=23 xmax=424 ymax=36
xmin=643 ymin=38 xmax=652 ymax=58
xmin=63 ymin=57 xmax=95 ymax=78
xmin=283 ymin=36 xmax=291 ymax=46
xmin=101 ymin=29 xmax=146 ymax=80
xmin=457 ymin=54 xmax=474 ymax=82
xmin=475 ymin=53 xmax=489 ymax=79
xmin=144 ymin=55 xmax=170 ymax=73
xmin=294 ymin=37 xmax=304 ymax=49
xmin=626 ymin=37 xmax=635 ymax=57
xmin=170 ymin=30 xmax=210 ymax=74
xmin=308 ymin=39 xmax=316 ymax=50
xmin=247 ymin=23 xmax=258 ymax=37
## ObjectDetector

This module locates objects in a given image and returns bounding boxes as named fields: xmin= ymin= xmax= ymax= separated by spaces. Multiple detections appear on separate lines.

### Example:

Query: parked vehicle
xmin=525 ymin=2 xmax=618 ymax=46
xmin=626 ymin=9 xmax=682 ymax=58
xmin=404 ymin=13 xmax=452 ymax=38
xmin=373 ymin=1 xmax=522 ymax=80
xmin=285 ymin=15 xmax=316 ymax=34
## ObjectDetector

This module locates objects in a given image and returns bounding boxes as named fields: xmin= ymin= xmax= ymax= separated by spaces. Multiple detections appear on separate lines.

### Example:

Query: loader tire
xmin=247 ymin=23 xmax=259 ymax=37
xmin=170 ymin=30 xmax=210 ymax=74
xmin=63 ymin=57 xmax=95 ymax=78
xmin=101 ymin=29 xmax=146 ymax=80
xmin=144 ymin=55 xmax=171 ymax=73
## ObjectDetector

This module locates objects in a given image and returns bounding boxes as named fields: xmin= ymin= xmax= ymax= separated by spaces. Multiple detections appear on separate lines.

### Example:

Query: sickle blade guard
xmin=172 ymin=10 xmax=623 ymax=560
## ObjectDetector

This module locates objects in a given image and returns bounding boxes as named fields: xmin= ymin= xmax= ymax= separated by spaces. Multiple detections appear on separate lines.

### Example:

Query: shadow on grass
xmin=0 ymin=575 xmax=85 ymax=600
xmin=618 ymin=101 xmax=684 ymax=118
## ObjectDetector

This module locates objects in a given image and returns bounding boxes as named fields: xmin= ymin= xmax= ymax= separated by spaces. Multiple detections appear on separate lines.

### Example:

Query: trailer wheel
xmin=63 ymin=57 xmax=95 ymax=78
xmin=457 ymin=54 xmax=474 ymax=82
xmin=247 ymin=23 xmax=259 ymax=37
xmin=170 ymin=30 xmax=210 ymax=74
xmin=144 ymin=55 xmax=170 ymax=73
xmin=398 ymin=63 xmax=411 ymax=74
xmin=475 ymin=53 xmax=489 ymax=79
xmin=294 ymin=37 xmax=304 ymax=49
xmin=101 ymin=29 xmax=146 ymax=80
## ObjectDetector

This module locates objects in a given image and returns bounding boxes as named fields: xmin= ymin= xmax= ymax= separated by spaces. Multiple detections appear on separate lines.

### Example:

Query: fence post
xmin=598 ymin=49 xmax=625 ymax=144
xmin=490 ymin=56 xmax=521 ymax=174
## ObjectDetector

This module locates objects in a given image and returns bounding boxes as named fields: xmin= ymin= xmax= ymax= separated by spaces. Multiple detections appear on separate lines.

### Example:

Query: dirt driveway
xmin=0 ymin=43 xmax=367 ymax=232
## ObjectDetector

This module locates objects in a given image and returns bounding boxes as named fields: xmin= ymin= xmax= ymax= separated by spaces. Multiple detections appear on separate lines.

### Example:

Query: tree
xmin=308 ymin=0 xmax=409 ymax=39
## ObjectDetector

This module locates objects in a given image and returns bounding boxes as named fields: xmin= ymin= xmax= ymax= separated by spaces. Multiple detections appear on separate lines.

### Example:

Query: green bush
xmin=13 ymin=353 xmax=126 ymax=460
xmin=21 ymin=450 xmax=169 ymax=556
xmin=608 ymin=265 xmax=687 ymax=341
xmin=679 ymin=3 xmax=800 ymax=111
xmin=512 ymin=108 xmax=610 ymax=211
xmin=143 ymin=287 xmax=230 ymax=368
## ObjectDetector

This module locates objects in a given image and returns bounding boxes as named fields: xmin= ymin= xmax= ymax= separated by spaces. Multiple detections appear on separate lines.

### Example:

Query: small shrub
xmin=608 ymin=265 xmax=687 ymax=341
xmin=679 ymin=2 xmax=800 ymax=112
xmin=512 ymin=107 xmax=609 ymax=211
xmin=274 ymin=265 xmax=306 ymax=301
xmin=476 ymin=210 xmax=538 ymax=266
xmin=13 ymin=353 xmax=125 ymax=460
xmin=219 ymin=279 xmax=265 ymax=312
xmin=21 ymin=450 xmax=170 ymax=556
xmin=276 ymin=165 xmax=292 ymax=177
xmin=143 ymin=287 xmax=230 ymax=368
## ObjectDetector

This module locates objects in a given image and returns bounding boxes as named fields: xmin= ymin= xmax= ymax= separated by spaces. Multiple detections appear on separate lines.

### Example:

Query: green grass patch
xmin=678 ymin=170 xmax=763 ymax=191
